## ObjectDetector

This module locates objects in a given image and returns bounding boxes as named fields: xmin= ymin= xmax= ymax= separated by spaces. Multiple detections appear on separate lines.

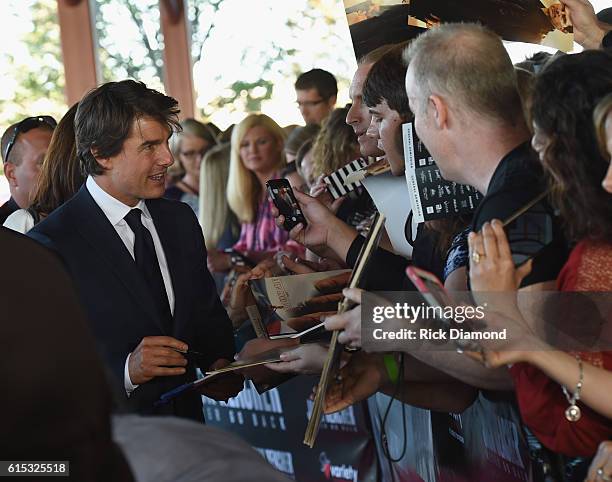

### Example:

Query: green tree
xmin=92 ymin=0 xmax=165 ymax=88
xmin=89 ymin=0 xmax=354 ymax=122
xmin=190 ymin=0 xmax=355 ymax=119
xmin=0 ymin=0 xmax=66 ymax=131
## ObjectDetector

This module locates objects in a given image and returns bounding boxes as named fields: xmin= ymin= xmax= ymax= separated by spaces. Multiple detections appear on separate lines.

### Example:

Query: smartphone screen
xmin=267 ymin=179 xmax=308 ymax=231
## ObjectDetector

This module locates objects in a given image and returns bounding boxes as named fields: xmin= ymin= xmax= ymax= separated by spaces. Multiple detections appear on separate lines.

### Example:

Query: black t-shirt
xmin=345 ymin=223 xmax=445 ymax=291
xmin=335 ymin=187 xmax=377 ymax=229
xmin=471 ymin=142 xmax=569 ymax=286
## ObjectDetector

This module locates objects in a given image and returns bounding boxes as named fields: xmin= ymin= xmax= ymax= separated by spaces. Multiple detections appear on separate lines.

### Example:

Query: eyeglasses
xmin=180 ymin=148 xmax=208 ymax=160
xmin=296 ymin=99 xmax=326 ymax=108
xmin=3 ymin=115 xmax=57 ymax=163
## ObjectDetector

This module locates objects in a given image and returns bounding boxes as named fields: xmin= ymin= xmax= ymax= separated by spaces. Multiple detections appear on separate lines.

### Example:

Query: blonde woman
xmin=165 ymin=118 xmax=218 ymax=215
xmin=208 ymin=114 xmax=303 ymax=272
xmin=198 ymin=143 xmax=240 ymax=251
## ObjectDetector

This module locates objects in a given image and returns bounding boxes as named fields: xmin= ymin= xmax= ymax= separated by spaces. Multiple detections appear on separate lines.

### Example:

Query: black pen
xmin=171 ymin=347 xmax=205 ymax=357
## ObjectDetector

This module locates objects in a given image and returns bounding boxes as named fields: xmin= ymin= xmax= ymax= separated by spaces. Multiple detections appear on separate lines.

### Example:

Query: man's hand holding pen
xmin=128 ymin=336 xmax=189 ymax=385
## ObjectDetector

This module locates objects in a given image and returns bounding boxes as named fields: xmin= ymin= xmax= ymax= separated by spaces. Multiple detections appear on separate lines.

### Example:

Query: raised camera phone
xmin=266 ymin=179 xmax=308 ymax=231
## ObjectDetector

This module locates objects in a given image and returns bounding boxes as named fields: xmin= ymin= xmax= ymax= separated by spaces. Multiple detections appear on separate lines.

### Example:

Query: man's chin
xmin=360 ymin=145 xmax=384 ymax=158
xmin=141 ymin=186 xmax=165 ymax=200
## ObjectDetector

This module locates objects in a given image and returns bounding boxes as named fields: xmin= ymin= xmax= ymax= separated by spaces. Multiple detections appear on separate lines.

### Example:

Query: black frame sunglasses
xmin=3 ymin=115 xmax=57 ymax=163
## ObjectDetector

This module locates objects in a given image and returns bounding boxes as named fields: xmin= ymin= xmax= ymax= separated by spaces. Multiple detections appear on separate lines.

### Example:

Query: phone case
xmin=266 ymin=180 xmax=307 ymax=231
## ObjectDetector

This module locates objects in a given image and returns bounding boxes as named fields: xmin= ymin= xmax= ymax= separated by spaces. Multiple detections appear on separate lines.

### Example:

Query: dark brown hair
xmin=294 ymin=69 xmax=337 ymax=100
xmin=30 ymin=103 xmax=84 ymax=216
xmin=532 ymin=50 xmax=612 ymax=243
xmin=362 ymin=43 xmax=412 ymax=120
xmin=75 ymin=80 xmax=180 ymax=176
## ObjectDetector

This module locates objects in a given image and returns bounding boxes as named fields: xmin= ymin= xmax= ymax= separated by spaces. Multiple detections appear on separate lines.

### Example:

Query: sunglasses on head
xmin=3 ymin=115 xmax=57 ymax=163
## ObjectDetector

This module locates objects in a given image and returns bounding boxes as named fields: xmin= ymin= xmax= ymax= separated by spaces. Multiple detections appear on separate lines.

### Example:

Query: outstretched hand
xmin=468 ymin=219 xmax=532 ymax=316
xmin=323 ymin=352 xmax=388 ymax=414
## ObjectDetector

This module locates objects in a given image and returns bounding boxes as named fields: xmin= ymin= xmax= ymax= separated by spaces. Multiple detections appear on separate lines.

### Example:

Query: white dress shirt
xmin=86 ymin=176 xmax=175 ymax=395
xmin=3 ymin=208 xmax=36 ymax=234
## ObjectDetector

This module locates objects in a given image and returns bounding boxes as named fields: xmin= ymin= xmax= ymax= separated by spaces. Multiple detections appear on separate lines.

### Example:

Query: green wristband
xmin=383 ymin=354 xmax=399 ymax=385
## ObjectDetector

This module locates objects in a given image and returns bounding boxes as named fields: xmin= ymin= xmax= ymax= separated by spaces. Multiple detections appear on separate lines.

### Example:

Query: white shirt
xmin=3 ymin=208 xmax=35 ymax=234
xmin=86 ymin=176 xmax=175 ymax=395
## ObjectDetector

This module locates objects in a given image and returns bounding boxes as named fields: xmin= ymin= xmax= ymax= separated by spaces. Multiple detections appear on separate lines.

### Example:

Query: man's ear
xmin=3 ymin=162 xmax=17 ymax=187
xmin=429 ymin=94 xmax=449 ymax=130
xmin=91 ymin=148 xmax=112 ymax=170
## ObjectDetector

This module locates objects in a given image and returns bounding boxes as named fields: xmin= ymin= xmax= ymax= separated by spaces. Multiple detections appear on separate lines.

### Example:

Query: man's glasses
xmin=3 ymin=115 xmax=57 ymax=163
xmin=296 ymin=99 xmax=326 ymax=108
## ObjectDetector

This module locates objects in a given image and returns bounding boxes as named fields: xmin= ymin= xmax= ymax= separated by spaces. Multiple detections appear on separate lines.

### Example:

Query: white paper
xmin=362 ymin=172 xmax=416 ymax=258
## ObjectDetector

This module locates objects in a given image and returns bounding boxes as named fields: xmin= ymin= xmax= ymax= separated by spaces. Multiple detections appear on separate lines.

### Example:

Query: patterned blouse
xmin=444 ymin=227 xmax=471 ymax=280
xmin=233 ymin=198 xmax=304 ymax=256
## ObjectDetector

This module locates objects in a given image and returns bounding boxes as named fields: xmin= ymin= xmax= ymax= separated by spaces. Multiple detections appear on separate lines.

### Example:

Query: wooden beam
xmin=57 ymin=0 xmax=98 ymax=105
xmin=159 ymin=0 xmax=195 ymax=119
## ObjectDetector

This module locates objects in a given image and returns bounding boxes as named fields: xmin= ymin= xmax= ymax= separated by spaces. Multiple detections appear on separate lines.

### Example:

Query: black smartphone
xmin=223 ymin=249 xmax=256 ymax=268
xmin=501 ymin=191 xmax=556 ymax=267
xmin=266 ymin=179 xmax=308 ymax=231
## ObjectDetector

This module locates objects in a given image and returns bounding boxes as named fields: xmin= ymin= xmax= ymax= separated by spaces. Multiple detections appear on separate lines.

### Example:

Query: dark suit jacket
xmin=28 ymin=185 xmax=235 ymax=422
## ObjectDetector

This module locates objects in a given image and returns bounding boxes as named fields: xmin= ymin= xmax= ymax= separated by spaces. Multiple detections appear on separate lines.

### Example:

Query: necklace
xmin=561 ymin=355 xmax=583 ymax=422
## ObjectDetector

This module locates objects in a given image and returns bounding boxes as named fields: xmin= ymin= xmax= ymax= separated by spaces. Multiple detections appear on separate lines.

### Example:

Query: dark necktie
xmin=124 ymin=208 xmax=173 ymax=333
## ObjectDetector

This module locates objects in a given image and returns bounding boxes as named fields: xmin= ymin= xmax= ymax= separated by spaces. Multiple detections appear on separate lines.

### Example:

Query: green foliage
xmin=190 ymin=0 xmax=354 ymax=122
xmin=93 ymin=0 xmax=164 ymax=89
xmin=0 ymin=0 xmax=66 ymax=130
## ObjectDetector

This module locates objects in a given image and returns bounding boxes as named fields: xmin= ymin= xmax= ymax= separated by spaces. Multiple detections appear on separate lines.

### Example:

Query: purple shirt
xmin=233 ymin=198 xmax=304 ymax=256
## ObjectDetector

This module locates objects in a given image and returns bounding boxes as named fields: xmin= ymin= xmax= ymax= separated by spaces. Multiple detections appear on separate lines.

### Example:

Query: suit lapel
xmin=146 ymin=199 xmax=188 ymax=330
xmin=70 ymin=186 xmax=166 ymax=332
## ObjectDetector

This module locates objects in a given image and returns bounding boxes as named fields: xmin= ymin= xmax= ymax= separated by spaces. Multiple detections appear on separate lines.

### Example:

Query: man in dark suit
xmin=28 ymin=80 xmax=241 ymax=422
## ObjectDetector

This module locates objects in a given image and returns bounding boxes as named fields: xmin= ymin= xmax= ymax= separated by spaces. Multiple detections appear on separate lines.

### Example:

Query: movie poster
xmin=203 ymin=378 xmax=377 ymax=481
xmin=343 ymin=0 xmax=574 ymax=58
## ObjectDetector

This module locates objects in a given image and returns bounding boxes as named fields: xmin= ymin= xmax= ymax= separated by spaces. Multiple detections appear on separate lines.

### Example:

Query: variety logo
xmin=319 ymin=452 xmax=358 ymax=482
